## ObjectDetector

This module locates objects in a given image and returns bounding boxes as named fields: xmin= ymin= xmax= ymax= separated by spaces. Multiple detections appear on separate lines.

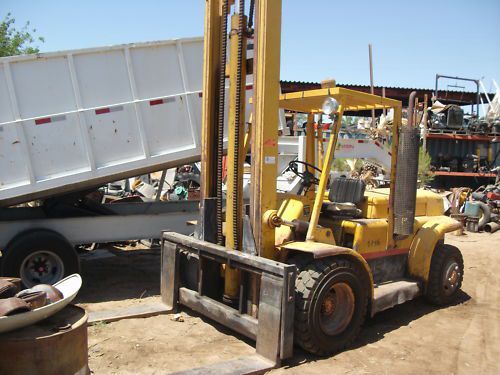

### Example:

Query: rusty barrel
xmin=0 ymin=305 xmax=89 ymax=375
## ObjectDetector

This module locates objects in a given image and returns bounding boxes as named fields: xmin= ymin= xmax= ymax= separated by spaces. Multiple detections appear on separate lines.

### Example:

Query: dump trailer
xmin=0 ymin=37 xmax=207 ymax=207
xmin=0 ymin=38 xmax=213 ymax=287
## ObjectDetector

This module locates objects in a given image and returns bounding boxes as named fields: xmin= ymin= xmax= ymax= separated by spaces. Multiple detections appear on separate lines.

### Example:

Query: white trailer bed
xmin=0 ymin=38 xmax=208 ymax=207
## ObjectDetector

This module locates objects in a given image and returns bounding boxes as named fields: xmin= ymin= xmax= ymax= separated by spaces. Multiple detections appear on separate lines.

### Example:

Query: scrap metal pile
xmin=443 ymin=175 xmax=500 ymax=233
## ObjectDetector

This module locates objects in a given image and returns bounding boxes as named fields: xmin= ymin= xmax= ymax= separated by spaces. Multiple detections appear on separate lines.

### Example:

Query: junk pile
xmin=444 ymin=175 xmax=500 ymax=233
xmin=105 ymin=164 xmax=201 ymax=202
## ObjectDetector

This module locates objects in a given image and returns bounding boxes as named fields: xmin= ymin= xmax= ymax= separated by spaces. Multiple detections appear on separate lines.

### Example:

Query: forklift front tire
xmin=294 ymin=257 xmax=368 ymax=356
xmin=425 ymin=244 xmax=464 ymax=306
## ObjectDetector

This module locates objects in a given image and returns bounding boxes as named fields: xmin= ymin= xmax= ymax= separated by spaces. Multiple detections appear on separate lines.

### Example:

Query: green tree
xmin=418 ymin=147 xmax=434 ymax=187
xmin=0 ymin=13 xmax=44 ymax=57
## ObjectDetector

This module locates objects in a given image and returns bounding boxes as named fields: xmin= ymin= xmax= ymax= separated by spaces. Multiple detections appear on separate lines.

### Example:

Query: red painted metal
xmin=35 ymin=117 xmax=51 ymax=125
xmin=95 ymin=107 xmax=111 ymax=115
xmin=362 ymin=248 xmax=410 ymax=260
xmin=432 ymin=171 xmax=496 ymax=177
xmin=427 ymin=133 xmax=494 ymax=141
xmin=149 ymin=99 xmax=164 ymax=106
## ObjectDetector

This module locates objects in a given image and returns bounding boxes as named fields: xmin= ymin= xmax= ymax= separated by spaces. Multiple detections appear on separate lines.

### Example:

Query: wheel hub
xmin=319 ymin=282 xmax=355 ymax=336
xmin=443 ymin=260 xmax=461 ymax=296
xmin=321 ymin=294 xmax=336 ymax=316
xmin=20 ymin=250 xmax=65 ymax=287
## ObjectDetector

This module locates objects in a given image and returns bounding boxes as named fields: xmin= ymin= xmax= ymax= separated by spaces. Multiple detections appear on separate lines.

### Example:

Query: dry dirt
xmin=76 ymin=232 xmax=500 ymax=375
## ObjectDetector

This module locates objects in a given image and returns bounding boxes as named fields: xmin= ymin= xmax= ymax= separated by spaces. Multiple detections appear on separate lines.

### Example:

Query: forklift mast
xmin=199 ymin=0 xmax=282 ymax=298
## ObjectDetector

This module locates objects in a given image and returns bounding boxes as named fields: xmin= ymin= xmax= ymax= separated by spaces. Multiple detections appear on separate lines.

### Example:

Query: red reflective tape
xmin=362 ymin=248 xmax=409 ymax=260
xmin=95 ymin=108 xmax=110 ymax=115
xmin=357 ymin=139 xmax=365 ymax=143
xmin=149 ymin=99 xmax=164 ymax=106
xmin=35 ymin=117 xmax=51 ymax=125
xmin=245 ymin=84 xmax=253 ymax=91
xmin=198 ymin=93 xmax=203 ymax=98
xmin=375 ymin=141 xmax=381 ymax=147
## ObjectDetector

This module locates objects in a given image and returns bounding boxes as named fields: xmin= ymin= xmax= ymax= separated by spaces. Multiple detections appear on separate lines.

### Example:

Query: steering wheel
xmin=288 ymin=160 xmax=322 ymax=186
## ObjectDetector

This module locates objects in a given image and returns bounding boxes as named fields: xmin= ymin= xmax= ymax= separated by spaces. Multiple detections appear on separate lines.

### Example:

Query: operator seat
xmin=322 ymin=177 xmax=366 ymax=218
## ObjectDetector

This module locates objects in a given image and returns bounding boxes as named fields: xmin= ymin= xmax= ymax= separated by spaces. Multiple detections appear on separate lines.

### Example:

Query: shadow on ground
xmin=75 ymin=246 xmax=472 ymax=369
xmin=282 ymin=289 xmax=471 ymax=369
xmin=75 ymin=246 xmax=162 ymax=304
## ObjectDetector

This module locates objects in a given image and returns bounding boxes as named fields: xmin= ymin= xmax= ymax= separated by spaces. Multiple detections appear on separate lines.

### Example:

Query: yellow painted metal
xmin=306 ymin=105 xmax=344 ymax=241
xmin=224 ymin=14 xmax=247 ymax=299
xmin=314 ymin=227 xmax=336 ymax=245
xmin=282 ymin=240 xmax=374 ymax=298
xmin=279 ymin=87 xmax=400 ymax=113
xmin=200 ymin=0 xmax=222 ymax=199
xmin=250 ymin=0 xmax=282 ymax=260
xmin=360 ymin=189 xmax=444 ymax=219
xmin=408 ymin=216 xmax=462 ymax=283
xmin=387 ymin=105 xmax=402 ymax=248
xmin=275 ymin=197 xmax=305 ymax=246
xmin=244 ymin=113 xmax=252 ymax=154
xmin=305 ymin=113 xmax=316 ymax=201
xmin=316 ymin=127 xmax=323 ymax=171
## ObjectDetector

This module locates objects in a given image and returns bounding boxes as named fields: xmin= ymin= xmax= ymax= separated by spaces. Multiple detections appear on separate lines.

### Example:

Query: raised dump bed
xmin=0 ymin=38 xmax=206 ymax=206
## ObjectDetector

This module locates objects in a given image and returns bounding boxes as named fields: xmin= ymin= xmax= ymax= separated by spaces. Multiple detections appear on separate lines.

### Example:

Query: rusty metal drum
xmin=0 ymin=305 xmax=89 ymax=375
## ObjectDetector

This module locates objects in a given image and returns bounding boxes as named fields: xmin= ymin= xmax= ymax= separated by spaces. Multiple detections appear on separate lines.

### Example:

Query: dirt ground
xmin=76 ymin=232 xmax=500 ymax=375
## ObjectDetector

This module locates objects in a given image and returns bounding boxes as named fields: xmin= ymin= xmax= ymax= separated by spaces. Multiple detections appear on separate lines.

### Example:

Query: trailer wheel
xmin=425 ymin=244 xmax=464 ymax=306
xmin=1 ymin=229 xmax=80 ymax=288
xmin=294 ymin=258 xmax=368 ymax=356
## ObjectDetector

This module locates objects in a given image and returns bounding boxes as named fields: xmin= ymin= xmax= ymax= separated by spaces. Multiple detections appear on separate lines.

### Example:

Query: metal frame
xmin=278 ymin=86 xmax=402 ymax=248
xmin=161 ymin=231 xmax=296 ymax=365
xmin=435 ymin=74 xmax=480 ymax=114
xmin=0 ymin=200 xmax=198 ymax=248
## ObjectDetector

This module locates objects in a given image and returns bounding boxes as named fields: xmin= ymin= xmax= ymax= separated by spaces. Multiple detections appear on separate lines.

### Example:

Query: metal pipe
xmin=382 ymin=87 xmax=386 ymax=116
xmin=422 ymin=93 xmax=428 ymax=151
xmin=306 ymin=106 xmax=344 ymax=241
xmin=484 ymin=221 xmax=500 ymax=233
xmin=407 ymin=91 xmax=417 ymax=128
xmin=156 ymin=169 xmax=167 ymax=201
xmin=369 ymin=44 xmax=375 ymax=128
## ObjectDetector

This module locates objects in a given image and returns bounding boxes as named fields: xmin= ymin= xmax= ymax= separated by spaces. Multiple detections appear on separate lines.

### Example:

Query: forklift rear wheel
xmin=294 ymin=258 xmax=368 ymax=356
xmin=1 ymin=229 xmax=80 ymax=288
xmin=426 ymin=244 xmax=464 ymax=306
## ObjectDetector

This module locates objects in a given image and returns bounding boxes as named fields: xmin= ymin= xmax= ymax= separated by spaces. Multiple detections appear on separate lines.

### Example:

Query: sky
xmin=2 ymin=0 xmax=500 ymax=92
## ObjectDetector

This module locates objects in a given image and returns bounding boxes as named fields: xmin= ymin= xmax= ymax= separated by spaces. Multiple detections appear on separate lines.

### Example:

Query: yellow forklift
xmin=161 ymin=0 xmax=464 ymax=367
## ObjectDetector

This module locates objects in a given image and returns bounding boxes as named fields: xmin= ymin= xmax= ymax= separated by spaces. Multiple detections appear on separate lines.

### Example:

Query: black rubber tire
xmin=1 ymin=229 xmax=80 ymax=288
xmin=294 ymin=258 xmax=369 ymax=356
xmin=425 ymin=244 xmax=464 ymax=306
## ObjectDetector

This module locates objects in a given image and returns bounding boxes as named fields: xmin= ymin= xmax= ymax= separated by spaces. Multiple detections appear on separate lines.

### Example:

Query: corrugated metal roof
xmin=280 ymin=80 xmax=490 ymax=95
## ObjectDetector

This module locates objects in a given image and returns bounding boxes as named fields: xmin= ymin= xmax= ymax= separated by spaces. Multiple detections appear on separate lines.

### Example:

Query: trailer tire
xmin=294 ymin=257 xmax=368 ymax=356
xmin=425 ymin=244 xmax=464 ymax=306
xmin=1 ymin=229 xmax=80 ymax=288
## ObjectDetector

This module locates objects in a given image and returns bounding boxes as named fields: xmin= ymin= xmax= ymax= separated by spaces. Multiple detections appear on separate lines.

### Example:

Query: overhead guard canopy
xmin=278 ymin=87 xmax=402 ymax=113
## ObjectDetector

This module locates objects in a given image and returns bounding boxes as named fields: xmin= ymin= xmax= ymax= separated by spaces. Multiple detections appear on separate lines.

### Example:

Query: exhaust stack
xmin=393 ymin=91 xmax=420 ymax=236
